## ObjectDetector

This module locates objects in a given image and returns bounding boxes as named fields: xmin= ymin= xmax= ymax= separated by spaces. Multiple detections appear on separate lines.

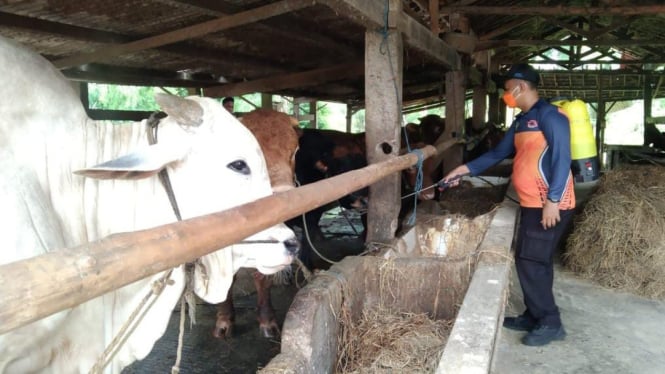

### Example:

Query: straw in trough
xmin=335 ymin=259 xmax=456 ymax=374
xmin=564 ymin=165 xmax=665 ymax=299
xmin=336 ymin=307 xmax=453 ymax=373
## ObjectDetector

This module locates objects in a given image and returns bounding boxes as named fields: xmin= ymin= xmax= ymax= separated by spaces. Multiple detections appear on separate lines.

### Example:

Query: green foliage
xmin=88 ymin=84 xmax=188 ymax=110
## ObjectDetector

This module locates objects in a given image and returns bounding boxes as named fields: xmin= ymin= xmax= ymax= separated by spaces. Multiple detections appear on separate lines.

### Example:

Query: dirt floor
xmin=123 ymin=208 xmax=365 ymax=374
xmin=492 ymin=181 xmax=665 ymax=374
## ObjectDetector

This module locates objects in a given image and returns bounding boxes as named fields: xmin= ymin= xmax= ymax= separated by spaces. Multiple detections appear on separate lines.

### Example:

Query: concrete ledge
xmin=436 ymin=198 xmax=518 ymax=374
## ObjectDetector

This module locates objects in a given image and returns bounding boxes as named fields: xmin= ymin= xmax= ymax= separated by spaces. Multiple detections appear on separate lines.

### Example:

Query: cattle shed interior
xmin=3 ymin=0 xmax=665 ymax=239
xmin=2 ymin=0 xmax=665 ymax=109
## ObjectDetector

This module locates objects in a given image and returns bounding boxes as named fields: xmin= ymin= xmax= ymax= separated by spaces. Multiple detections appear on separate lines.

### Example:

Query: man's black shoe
xmin=521 ymin=325 xmax=566 ymax=346
xmin=503 ymin=315 xmax=536 ymax=332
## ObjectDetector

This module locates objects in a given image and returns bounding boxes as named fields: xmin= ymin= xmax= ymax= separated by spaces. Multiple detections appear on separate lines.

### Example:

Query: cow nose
xmin=284 ymin=238 xmax=300 ymax=255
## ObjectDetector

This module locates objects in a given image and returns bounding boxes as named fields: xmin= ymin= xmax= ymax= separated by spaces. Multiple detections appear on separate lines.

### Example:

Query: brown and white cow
xmin=213 ymin=109 xmax=301 ymax=339
xmin=0 ymin=36 xmax=296 ymax=373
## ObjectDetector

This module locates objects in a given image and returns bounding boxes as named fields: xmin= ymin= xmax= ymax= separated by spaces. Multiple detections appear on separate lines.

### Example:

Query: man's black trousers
xmin=515 ymin=207 xmax=575 ymax=327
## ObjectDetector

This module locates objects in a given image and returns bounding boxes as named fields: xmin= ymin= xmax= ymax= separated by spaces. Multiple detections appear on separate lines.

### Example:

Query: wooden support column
xmin=429 ymin=0 xmax=440 ymax=35
xmin=472 ymin=85 xmax=487 ymax=130
xmin=261 ymin=93 xmax=272 ymax=109
xmin=79 ymin=82 xmax=88 ymax=110
xmin=346 ymin=103 xmax=353 ymax=133
xmin=443 ymin=70 xmax=466 ymax=174
xmin=309 ymin=100 xmax=317 ymax=129
xmin=364 ymin=0 xmax=402 ymax=244
xmin=488 ymin=90 xmax=500 ymax=125
xmin=596 ymin=99 xmax=606 ymax=168
xmin=643 ymin=74 xmax=653 ymax=146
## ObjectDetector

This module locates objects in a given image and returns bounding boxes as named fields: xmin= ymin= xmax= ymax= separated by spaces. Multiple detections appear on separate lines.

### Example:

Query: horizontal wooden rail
xmin=0 ymin=138 xmax=461 ymax=334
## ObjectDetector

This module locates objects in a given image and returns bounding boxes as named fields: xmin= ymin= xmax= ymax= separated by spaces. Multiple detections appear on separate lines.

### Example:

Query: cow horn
xmin=155 ymin=93 xmax=203 ymax=127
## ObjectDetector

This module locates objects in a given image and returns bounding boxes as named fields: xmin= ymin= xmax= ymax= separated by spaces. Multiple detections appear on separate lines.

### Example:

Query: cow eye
xmin=227 ymin=160 xmax=250 ymax=175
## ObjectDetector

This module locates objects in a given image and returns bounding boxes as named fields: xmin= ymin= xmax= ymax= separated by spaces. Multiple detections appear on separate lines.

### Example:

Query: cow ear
xmin=155 ymin=93 xmax=203 ymax=127
xmin=74 ymin=143 xmax=186 ymax=180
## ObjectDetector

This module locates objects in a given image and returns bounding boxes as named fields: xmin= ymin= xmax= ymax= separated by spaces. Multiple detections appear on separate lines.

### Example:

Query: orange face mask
xmin=502 ymin=86 xmax=520 ymax=108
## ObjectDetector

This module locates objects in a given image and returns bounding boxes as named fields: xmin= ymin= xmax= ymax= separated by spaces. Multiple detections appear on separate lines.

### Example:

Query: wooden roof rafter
xmin=439 ymin=5 xmax=665 ymax=17
xmin=53 ymin=0 xmax=316 ymax=69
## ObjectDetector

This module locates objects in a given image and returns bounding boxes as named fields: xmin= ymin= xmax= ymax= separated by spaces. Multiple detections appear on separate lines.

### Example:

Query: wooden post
xmin=643 ymin=73 xmax=653 ymax=147
xmin=596 ymin=100 xmax=606 ymax=168
xmin=364 ymin=0 xmax=402 ymax=244
xmin=261 ymin=93 xmax=272 ymax=109
xmin=309 ymin=100 xmax=317 ymax=129
xmin=472 ymin=85 xmax=487 ymax=130
xmin=429 ymin=0 xmax=440 ymax=35
xmin=488 ymin=90 xmax=500 ymax=125
xmin=346 ymin=103 xmax=353 ymax=133
xmin=443 ymin=70 xmax=466 ymax=174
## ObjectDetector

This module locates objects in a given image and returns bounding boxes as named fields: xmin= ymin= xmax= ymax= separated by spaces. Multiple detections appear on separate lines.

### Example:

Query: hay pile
xmin=336 ymin=308 xmax=453 ymax=373
xmin=564 ymin=165 xmax=665 ymax=299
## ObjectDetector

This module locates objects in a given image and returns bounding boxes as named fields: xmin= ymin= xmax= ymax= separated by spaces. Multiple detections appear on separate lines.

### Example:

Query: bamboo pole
xmin=0 ymin=139 xmax=461 ymax=335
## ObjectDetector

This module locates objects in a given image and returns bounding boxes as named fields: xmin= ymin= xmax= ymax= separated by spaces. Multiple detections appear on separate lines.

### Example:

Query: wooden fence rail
xmin=0 ymin=138 xmax=461 ymax=334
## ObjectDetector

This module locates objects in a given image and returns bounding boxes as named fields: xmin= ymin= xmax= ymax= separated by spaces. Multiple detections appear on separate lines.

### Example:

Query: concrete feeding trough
xmin=261 ymin=182 xmax=518 ymax=374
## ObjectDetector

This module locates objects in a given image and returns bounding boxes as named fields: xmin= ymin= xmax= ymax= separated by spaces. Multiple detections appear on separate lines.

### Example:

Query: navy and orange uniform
xmin=466 ymin=99 xmax=576 ymax=210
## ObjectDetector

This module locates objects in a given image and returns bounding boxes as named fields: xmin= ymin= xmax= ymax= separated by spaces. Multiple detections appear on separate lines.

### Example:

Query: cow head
xmin=240 ymin=109 xmax=300 ymax=193
xmin=75 ymin=94 xmax=298 ymax=304
xmin=419 ymin=114 xmax=446 ymax=145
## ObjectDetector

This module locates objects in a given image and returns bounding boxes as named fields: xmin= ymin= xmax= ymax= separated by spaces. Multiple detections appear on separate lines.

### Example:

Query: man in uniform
xmin=441 ymin=63 xmax=575 ymax=346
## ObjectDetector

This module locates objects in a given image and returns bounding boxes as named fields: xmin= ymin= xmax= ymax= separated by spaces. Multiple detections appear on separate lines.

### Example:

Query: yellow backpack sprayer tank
xmin=551 ymin=98 xmax=600 ymax=182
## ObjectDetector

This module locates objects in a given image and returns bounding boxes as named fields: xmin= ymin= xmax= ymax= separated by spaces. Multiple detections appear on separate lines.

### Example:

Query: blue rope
xmin=407 ymin=149 xmax=424 ymax=226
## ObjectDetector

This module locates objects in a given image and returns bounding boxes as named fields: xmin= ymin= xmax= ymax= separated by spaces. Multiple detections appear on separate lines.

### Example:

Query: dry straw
xmin=564 ymin=165 xmax=665 ymax=299
xmin=335 ymin=181 xmax=504 ymax=373
xmin=336 ymin=307 xmax=453 ymax=373
xmin=335 ymin=259 xmax=457 ymax=373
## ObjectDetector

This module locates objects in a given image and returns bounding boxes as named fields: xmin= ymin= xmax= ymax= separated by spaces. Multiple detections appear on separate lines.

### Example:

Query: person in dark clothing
xmin=441 ymin=63 xmax=576 ymax=346
xmin=222 ymin=96 xmax=235 ymax=114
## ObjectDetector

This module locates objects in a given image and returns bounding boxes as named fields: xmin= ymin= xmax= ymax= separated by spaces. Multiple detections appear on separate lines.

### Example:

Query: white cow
xmin=0 ymin=36 xmax=297 ymax=373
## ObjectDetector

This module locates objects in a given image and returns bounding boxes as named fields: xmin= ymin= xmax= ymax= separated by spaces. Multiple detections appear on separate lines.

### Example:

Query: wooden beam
xmin=476 ymin=39 xmax=665 ymax=51
xmin=0 ymin=11 xmax=126 ymax=43
xmin=541 ymin=15 xmax=630 ymax=41
xmin=62 ymin=63 xmax=223 ymax=87
xmin=440 ymin=5 xmax=665 ymax=16
xmin=169 ymin=0 xmax=359 ymax=60
xmin=542 ymin=17 xmax=593 ymax=39
xmin=203 ymin=62 xmax=364 ymax=97
xmin=508 ymin=57 xmax=665 ymax=65
xmin=0 ymin=10 xmax=289 ymax=74
xmin=322 ymin=0 xmax=460 ymax=69
xmin=53 ymin=0 xmax=315 ymax=69
xmin=479 ymin=17 xmax=531 ymax=41
xmin=86 ymin=109 xmax=154 ymax=121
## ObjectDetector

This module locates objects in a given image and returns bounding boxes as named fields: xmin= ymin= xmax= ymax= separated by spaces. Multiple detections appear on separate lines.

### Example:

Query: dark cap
xmin=501 ymin=63 xmax=540 ymax=86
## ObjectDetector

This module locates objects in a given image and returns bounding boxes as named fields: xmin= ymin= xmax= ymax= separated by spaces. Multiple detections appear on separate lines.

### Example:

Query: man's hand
xmin=439 ymin=164 xmax=471 ymax=189
xmin=542 ymin=200 xmax=561 ymax=229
